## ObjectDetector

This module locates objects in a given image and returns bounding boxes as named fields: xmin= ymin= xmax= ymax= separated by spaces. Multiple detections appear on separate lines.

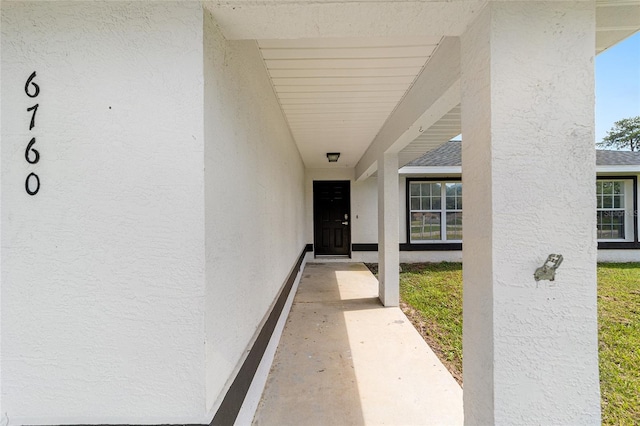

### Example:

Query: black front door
xmin=313 ymin=181 xmax=351 ymax=256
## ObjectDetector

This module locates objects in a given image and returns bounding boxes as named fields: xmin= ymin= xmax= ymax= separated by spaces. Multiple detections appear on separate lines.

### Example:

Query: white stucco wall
xmin=351 ymin=173 xmax=379 ymax=244
xmin=401 ymin=251 xmax=461 ymax=263
xmin=461 ymin=2 xmax=600 ymax=423
xmin=203 ymin=11 xmax=306 ymax=415
xmin=1 ymin=2 xmax=206 ymax=423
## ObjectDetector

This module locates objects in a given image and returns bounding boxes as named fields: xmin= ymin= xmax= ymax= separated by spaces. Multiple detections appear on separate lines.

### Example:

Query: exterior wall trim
xmin=400 ymin=166 xmax=640 ymax=174
xmin=351 ymin=243 xmax=462 ymax=252
xmin=400 ymin=242 xmax=462 ymax=251
xmin=210 ymin=245 xmax=310 ymax=425
xmin=598 ymin=242 xmax=640 ymax=249
xmin=597 ymin=165 xmax=640 ymax=173
xmin=352 ymin=243 xmax=378 ymax=251
xmin=400 ymin=166 xmax=462 ymax=175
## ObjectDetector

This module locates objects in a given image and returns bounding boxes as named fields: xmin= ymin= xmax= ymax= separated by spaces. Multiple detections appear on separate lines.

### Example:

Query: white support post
xmin=377 ymin=152 xmax=399 ymax=307
xmin=461 ymin=1 xmax=600 ymax=424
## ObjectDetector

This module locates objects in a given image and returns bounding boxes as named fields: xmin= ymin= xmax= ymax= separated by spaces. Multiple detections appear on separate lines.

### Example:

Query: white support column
xmin=461 ymin=2 xmax=599 ymax=425
xmin=377 ymin=152 xmax=399 ymax=307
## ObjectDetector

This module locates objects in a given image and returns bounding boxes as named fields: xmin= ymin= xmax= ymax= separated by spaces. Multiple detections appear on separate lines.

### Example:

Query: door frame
xmin=312 ymin=180 xmax=352 ymax=258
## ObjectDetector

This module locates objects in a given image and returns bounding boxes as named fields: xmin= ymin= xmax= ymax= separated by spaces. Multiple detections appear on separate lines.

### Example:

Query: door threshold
xmin=315 ymin=255 xmax=351 ymax=259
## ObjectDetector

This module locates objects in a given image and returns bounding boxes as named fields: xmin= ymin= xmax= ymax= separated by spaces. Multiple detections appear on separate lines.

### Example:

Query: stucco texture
xmin=461 ymin=2 xmax=600 ymax=424
xmin=203 ymin=10 xmax=306 ymax=415
xmin=2 ymin=2 xmax=206 ymax=423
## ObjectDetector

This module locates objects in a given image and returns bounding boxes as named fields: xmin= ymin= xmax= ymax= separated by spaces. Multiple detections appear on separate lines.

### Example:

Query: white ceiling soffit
xmin=398 ymin=105 xmax=461 ymax=168
xmin=596 ymin=1 xmax=640 ymax=53
xmin=208 ymin=0 xmax=639 ymax=172
xmin=258 ymin=37 xmax=441 ymax=169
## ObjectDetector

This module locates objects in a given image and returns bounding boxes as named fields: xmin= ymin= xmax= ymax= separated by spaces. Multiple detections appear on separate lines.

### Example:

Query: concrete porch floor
xmin=252 ymin=262 xmax=463 ymax=426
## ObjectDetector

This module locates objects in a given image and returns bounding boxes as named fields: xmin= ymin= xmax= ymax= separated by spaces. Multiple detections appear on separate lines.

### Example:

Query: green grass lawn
xmin=395 ymin=262 xmax=640 ymax=425
xmin=597 ymin=263 xmax=640 ymax=424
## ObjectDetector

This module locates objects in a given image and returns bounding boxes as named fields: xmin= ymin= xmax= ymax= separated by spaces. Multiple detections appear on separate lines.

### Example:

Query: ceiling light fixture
xmin=326 ymin=152 xmax=340 ymax=163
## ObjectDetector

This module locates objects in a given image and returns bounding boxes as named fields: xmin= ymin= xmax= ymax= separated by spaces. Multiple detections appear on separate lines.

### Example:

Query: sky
xmin=596 ymin=31 xmax=640 ymax=144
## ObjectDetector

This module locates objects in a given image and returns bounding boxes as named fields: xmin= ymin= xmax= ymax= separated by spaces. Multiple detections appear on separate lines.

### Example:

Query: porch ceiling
xmin=257 ymin=37 xmax=441 ymax=169
xmin=398 ymin=106 xmax=461 ymax=168
xmin=206 ymin=0 xmax=640 ymax=173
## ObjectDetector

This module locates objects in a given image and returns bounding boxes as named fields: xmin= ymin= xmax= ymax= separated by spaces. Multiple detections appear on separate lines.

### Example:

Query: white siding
xmin=352 ymin=174 xmax=379 ymax=244
xmin=598 ymin=250 xmax=640 ymax=262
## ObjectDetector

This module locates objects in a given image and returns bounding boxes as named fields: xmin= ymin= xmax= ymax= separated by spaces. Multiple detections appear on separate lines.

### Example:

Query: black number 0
xmin=25 ymin=137 xmax=40 ymax=164
xmin=25 ymin=172 xmax=40 ymax=196
xmin=25 ymin=71 xmax=40 ymax=98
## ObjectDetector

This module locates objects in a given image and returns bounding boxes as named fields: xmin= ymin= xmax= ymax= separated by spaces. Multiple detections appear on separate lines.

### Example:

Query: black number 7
xmin=27 ymin=104 xmax=39 ymax=130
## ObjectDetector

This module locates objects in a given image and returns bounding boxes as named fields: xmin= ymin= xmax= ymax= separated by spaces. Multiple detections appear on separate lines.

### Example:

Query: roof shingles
xmin=406 ymin=140 xmax=640 ymax=167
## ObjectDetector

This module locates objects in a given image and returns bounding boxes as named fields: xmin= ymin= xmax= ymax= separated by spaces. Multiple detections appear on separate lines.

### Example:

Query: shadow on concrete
xmin=253 ymin=262 xmax=463 ymax=426
xmin=253 ymin=262 xmax=367 ymax=426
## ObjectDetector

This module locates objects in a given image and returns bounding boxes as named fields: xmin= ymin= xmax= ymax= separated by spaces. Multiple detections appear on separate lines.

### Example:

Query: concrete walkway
xmin=253 ymin=262 xmax=463 ymax=426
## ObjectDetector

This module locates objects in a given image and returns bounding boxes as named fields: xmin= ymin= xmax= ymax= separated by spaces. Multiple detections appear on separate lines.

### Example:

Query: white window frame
xmin=596 ymin=178 xmax=635 ymax=243
xmin=408 ymin=180 xmax=462 ymax=244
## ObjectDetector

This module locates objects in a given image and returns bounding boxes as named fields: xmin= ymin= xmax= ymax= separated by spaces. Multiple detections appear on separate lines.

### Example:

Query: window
xmin=596 ymin=179 xmax=635 ymax=241
xmin=409 ymin=180 xmax=462 ymax=243
xmin=407 ymin=177 xmax=637 ymax=246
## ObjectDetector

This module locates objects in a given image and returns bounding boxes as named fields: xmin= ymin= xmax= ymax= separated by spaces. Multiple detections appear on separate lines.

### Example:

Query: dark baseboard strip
xmin=400 ymin=243 xmax=462 ymax=251
xmin=598 ymin=242 xmax=640 ymax=250
xmin=210 ymin=245 xmax=307 ymax=425
xmin=351 ymin=243 xmax=462 ymax=252
xmin=62 ymin=421 xmax=204 ymax=425
xmin=351 ymin=243 xmax=378 ymax=251
xmin=62 ymin=247 xmax=308 ymax=426
xmin=355 ymin=242 xmax=636 ymax=252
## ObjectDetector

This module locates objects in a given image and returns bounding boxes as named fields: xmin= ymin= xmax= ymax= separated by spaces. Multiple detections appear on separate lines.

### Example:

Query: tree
xmin=598 ymin=116 xmax=640 ymax=151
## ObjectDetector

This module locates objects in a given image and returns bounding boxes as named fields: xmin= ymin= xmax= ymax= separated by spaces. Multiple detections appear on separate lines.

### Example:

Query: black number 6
xmin=25 ymin=172 xmax=40 ymax=196
xmin=25 ymin=137 xmax=40 ymax=164
xmin=25 ymin=71 xmax=40 ymax=98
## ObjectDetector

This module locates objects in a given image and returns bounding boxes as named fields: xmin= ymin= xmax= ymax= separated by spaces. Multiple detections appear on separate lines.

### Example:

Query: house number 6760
xmin=24 ymin=71 xmax=41 ymax=196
